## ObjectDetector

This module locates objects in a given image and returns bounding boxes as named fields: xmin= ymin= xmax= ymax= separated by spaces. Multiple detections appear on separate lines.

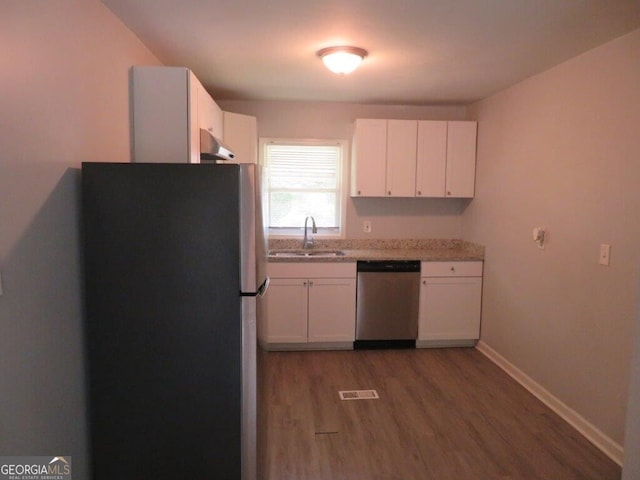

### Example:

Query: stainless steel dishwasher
xmin=355 ymin=260 xmax=420 ymax=348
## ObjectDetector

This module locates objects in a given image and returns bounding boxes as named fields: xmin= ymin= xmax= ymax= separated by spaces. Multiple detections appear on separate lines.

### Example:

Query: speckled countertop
xmin=268 ymin=238 xmax=484 ymax=263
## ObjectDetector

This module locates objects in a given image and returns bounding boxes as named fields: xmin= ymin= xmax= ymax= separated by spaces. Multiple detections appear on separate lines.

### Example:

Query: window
xmin=261 ymin=138 xmax=347 ymax=236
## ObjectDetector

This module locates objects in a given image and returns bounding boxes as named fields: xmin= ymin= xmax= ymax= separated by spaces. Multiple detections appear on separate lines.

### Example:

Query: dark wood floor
xmin=262 ymin=347 xmax=621 ymax=480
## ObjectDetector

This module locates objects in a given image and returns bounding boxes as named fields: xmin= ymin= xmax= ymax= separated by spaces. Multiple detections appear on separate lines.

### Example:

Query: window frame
xmin=259 ymin=137 xmax=349 ymax=239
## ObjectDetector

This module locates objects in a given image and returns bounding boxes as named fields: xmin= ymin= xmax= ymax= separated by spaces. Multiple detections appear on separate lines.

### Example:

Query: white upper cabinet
xmin=223 ymin=111 xmax=258 ymax=164
xmin=198 ymin=83 xmax=223 ymax=140
xmin=351 ymin=118 xmax=417 ymax=197
xmin=445 ymin=121 xmax=478 ymax=198
xmin=416 ymin=120 xmax=448 ymax=197
xmin=132 ymin=66 xmax=223 ymax=164
xmin=351 ymin=118 xmax=387 ymax=196
xmin=386 ymin=120 xmax=418 ymax=197
xmin=352 ymin=118 xmax=477 ymax=198
xmin=416 ymin=120 xmax=478 ymax=198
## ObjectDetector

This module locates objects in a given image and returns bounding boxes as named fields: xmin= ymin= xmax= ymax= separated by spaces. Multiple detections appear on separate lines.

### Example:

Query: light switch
xmin=532 ymin=227 xmax=546 ymax=248
xmin=599 ymin=244 xmax=611 ymax=266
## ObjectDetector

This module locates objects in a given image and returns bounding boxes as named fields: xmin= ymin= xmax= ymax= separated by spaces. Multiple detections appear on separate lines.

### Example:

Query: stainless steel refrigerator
xmin=81 ymin=162 xmax=267 ymax=480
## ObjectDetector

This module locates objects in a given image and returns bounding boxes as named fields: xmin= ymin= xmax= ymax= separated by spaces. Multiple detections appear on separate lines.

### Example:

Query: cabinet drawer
xmin=421 ymin=261 xmax=483 ymax=277
xmin=268 ymin=261 xmax=356 ymax=278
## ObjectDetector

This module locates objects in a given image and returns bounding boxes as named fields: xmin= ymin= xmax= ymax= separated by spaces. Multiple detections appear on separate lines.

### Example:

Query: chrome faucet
xmin=302 ymin=216 xmax=317 ymax=249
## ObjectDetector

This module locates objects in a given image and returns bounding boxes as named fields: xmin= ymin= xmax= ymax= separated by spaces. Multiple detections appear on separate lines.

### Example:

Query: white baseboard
xmin=416 ymin=339 xmax=477 ymax=348
xmin=476 ymin=340 xmax=624 ymax=466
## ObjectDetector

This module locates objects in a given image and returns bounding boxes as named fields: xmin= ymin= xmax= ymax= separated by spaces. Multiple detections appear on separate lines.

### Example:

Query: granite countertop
xmin=267 ymin=238 xmax=484 ymax=263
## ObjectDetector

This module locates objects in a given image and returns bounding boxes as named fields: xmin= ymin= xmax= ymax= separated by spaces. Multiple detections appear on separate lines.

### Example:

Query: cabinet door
xmin=351 ymin=119 xmax=387 ymax=197
xmin=197 ymin=83 xmax=212 ymax=134
xmin=188 ymin=71 xmax=201 ymax=164
xmin=386 ymin=120 xmax=417 ymax=197
xmin=198 ymin=84 xmax=223 ymax=140
xmin=307 ymin=278 xmax=356 ymax=342
xmin=132 ymin=66 xmax=192 ymax=163
xmin=445 ymin=121 xmax=477 ymax=197
xmin=264 ymin=278 xmax=308 ymax=343
xmin=416 ymin=121 xmax=447 ymax=197
xmin=418 ymin=276 xmax=482 ymax=341
xmin=223 ymin=111 xmax=258 ymax=164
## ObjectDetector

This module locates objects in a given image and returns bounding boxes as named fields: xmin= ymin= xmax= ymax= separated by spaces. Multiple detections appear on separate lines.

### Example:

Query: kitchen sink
xmin=270 ymin=250 xmax=346 ymax=258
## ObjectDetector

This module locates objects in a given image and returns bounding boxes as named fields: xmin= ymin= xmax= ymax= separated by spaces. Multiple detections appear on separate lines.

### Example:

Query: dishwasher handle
xmin=356 ymin=260 xmax=420 ymax=273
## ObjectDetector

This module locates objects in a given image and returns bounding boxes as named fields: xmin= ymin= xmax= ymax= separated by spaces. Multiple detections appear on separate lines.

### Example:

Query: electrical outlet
xmin=599 ymin=244 xmax=611 ymax=266
xmin=363 ymin=220 xmax=372 ymax=233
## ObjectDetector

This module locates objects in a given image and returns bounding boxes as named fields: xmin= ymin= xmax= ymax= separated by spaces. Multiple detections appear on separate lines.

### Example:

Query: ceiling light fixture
xmin=317 ymin=46 xmax=368 ymax=75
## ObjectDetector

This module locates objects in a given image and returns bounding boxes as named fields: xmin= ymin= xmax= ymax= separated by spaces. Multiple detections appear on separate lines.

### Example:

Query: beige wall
xmin=464 ymin=29 xmax=640 ymax=447
xmin=0 ymin=1 xmax=160 ymax=477
xmin=219 ymin=99 xmax=468 ymax=238
xmin=3 ymin=0 xmax=637 ymax=474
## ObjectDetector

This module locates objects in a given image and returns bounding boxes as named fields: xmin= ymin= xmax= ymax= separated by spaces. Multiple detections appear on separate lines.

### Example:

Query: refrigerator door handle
xmin=240 ymin=277 xmax=270 ymax=297
xmin=258 ymin=277 xmax=270 ymax=297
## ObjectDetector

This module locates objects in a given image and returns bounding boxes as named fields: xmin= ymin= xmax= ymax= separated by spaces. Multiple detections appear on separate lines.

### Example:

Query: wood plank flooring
xmin=262 ymin=347 xmax=621 ymax=480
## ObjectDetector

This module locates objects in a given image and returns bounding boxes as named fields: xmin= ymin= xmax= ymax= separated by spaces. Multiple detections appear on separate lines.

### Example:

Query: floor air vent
xmin=339 ymin=389 xmax=379 ymax=400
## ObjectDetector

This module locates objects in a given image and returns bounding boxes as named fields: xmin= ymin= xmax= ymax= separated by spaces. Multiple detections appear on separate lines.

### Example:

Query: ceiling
xmin=102 ymin=0 xmax=640 ymax=105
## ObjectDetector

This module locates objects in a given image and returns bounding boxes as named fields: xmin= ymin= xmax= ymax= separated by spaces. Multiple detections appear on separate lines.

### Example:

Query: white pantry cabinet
xmin=132 ymin=66 xmax=223 ymax=163
xmin=417 ymin=261 xmax=483 ymax=347
xmin=262 ymin=262 xmax=357 ymax=350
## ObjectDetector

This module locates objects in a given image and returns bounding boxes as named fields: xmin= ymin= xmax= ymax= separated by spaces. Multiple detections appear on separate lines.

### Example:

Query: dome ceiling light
xmin=317 ymin=46 xmax=368 ymax=75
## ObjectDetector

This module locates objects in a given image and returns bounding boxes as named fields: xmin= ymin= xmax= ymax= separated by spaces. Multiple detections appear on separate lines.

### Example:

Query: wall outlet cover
xmin=599 ymin=244 xmax=611 ymax=266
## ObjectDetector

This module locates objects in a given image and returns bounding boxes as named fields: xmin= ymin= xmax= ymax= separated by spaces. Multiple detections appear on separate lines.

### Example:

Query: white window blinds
xmin=264 ymin=141 xmax=343 ymax=231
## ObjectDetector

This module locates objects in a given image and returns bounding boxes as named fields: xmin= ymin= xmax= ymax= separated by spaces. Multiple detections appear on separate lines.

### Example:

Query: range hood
xmin=200 ymin=129 xmax=236 ymax=162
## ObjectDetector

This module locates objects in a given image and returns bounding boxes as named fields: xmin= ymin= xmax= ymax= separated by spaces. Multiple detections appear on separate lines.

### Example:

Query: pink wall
xmin=464 ymin=29 xmax=640 ymax=456
xmin=0 ymin=1 xmax=160 ymax=477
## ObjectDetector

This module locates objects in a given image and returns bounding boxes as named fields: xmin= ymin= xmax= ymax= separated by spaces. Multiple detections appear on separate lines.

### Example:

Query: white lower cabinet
xmin=262 ymin=262 xmax=357 ymax=350
xmin=307 ymin=278 xmax=357 ymax=342
xmin=264 ymin=278 xmax=308 ymax=344
xmin=418 ymin=261 xmax=483 ymax=347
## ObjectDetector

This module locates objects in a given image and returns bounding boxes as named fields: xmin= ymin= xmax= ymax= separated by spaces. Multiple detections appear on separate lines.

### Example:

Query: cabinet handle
xmin=450 ymin=267 xmax=455 ymax=272
xmin=422 ymin=280 xmax=426 ymax=285
xmin=303 ymin=281 xmax=308 ymax=287
xmin=358 ymin=190 xmax=362 ymax=195
xmin=417 ymin=190 xmax=422 ymax=196
xmin=309 ymin=281 xmax=314 ymax=287
xmin=447 ymin=191 xmax=452 ymax=196
xmin=388 ymin=190 xmax=392 ymax=196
